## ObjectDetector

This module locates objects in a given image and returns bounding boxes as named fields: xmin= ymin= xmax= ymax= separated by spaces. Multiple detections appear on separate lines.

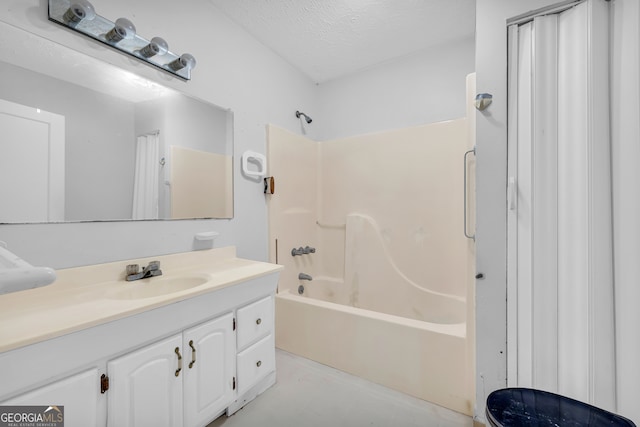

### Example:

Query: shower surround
xmin=267 ymin=76 xmax=476 ymax=415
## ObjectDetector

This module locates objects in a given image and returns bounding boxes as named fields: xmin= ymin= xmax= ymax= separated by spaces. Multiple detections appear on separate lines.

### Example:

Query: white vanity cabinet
xmin=0 ymin=369 xmax=101 ymax=427
xmin=182 ymin=313 xmax=236 ymax=427
xmin=235 ymin=296 xmax=275 ymax=395
xmin=106 ymin=298 xmax=276 ymax=427
xmin=0 ymin=249 xmax=282 ymax=427
xmin=107 ymin=313 xmax=235 ymax=427
xmin=107 ymin=334 xmax=184 ymax=427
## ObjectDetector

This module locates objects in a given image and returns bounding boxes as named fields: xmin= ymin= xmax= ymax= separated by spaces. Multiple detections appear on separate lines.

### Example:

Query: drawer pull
xmin=256 ymin=360 xmax=262 ymax=367
xmin=188 ymin=340 xmax=196 ymax=369
xmin=175 ymin=347 xmax=182 ymax=377
xmin=256 ymin=318 xmax=262 ymax=325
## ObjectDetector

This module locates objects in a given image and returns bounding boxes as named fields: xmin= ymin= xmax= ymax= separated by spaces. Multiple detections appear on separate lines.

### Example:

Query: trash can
xmin=486 ymin=388 xmax=636 ymax=427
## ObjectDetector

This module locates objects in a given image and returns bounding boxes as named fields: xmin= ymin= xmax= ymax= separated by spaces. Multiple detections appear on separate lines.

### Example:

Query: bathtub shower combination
xmin=267 ymin=75 xmax=476 ymax=415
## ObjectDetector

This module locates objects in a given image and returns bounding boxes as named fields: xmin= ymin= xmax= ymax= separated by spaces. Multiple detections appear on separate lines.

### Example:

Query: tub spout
xmin=298 ymin=273 xmax=313 ymax=281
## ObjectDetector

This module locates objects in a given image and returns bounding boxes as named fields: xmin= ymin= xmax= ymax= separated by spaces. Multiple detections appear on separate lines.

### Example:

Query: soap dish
xmin=195 ymin=232 xmax=220 ymax=241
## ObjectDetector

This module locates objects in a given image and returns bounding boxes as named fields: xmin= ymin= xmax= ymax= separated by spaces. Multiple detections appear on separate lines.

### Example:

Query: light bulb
xmin=105 ymin=18 xmax=136 ymax=43
xmin=168 ymin=53 xmax=197 ymax=71
xmin=139 ymin=37 xmax=169 ymax=58
xmin=63 ymin=0 xmax=96 ymax=24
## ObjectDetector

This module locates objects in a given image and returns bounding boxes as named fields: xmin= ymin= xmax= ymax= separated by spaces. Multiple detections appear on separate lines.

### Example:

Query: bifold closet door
xmin=507 ymin=0 xmax=615 ymax=411
xmin=611 ymin=0 xmax=640 ymax=423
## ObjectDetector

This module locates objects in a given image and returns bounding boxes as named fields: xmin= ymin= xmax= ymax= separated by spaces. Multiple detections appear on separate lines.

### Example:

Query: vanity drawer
xmin=236 ymin=296 xmax=273 ymax=350
xmin=236 ymin=334 xmax=274 ymax=395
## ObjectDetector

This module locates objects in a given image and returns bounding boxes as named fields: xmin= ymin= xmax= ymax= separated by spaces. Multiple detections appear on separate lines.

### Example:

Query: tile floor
xmin=208 ymin=349 xmax=472 ymax=427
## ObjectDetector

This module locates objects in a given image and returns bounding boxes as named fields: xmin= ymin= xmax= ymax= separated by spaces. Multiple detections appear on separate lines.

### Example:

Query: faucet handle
xmin=146 ymin=260 xmax=160 ymax=271
xmin=126 ymin=264 xmax=139 ymax=275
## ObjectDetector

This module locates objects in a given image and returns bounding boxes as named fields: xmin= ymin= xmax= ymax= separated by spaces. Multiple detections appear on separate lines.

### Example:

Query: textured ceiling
xmin=210 ymin=0 xmax=476 ymax=83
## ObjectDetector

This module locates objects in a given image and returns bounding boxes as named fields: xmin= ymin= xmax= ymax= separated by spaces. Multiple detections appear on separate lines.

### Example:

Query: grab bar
xmin=464 ymin=147 xmax=476 ymax=241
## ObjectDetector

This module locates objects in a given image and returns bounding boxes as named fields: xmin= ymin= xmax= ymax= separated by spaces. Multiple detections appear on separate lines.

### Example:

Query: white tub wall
xmin=319 ymin=119 xmax=470 ymax=299
xmin=268 ymin=118 xmax=471 ymax=300
xmin=0 ymin=0 xmax=319 ymax=268
xmin=266 ymin=125 xmax=319 ymax=293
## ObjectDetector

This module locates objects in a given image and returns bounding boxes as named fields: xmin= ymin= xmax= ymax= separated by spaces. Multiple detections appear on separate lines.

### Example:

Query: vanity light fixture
xmin=63 ymin=0 xmax=95 ymax=25
xmin=48 ymin=0 xmax=196 ymax=80
xmin=168 ymin=53 xmax=197 ymax=72
xmin=105 ymin=17 xmax=136 ymax=43
xmin=139 ymin=37 xmax=169 ymax=58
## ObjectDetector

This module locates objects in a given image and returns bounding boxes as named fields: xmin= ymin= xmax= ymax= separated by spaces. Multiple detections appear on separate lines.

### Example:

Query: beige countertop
xmin=0 ymin=247 xmax=283 ymax=353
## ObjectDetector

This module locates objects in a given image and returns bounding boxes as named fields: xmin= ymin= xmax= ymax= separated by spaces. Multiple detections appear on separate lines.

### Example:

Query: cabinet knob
xmin=256 ymin=318 xmax=262 ymax=325
xmin=256 ymin=360 xmax=262 ymax=367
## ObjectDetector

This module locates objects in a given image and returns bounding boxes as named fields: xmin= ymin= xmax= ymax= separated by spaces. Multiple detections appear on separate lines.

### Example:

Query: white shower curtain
xmin=132 ymin=132 xmax=160 ymax=220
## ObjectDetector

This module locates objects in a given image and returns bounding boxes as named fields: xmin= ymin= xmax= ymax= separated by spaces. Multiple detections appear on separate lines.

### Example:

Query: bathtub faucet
xmin=291 ymin=246 xmax=316 ymax=256
xmin=298 ymin=273 xmax=313 ymax=281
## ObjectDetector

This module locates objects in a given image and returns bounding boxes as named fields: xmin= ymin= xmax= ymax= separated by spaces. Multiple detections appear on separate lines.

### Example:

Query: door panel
xmin=0 ymin=99 xmax=64 ymax=222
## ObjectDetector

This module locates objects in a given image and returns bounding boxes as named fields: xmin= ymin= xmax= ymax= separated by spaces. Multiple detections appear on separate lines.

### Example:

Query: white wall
xmin=474 ymin=0 xmax=563 ymax=423
xmin=0 ymin=0 xmax=319 ymax=268
xmin=317 ymin=36 xmax=475 ymax=140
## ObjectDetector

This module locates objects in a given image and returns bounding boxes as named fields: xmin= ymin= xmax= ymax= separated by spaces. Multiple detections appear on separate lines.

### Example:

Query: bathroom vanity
xmin=0 ymin=247 xmax=282 ymax=427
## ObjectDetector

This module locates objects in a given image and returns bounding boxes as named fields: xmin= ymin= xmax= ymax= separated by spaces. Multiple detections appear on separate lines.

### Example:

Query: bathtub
xmin=295 ymin=276 xmax=466 ymax=325
xmin=275 ymin=288 xmax=473 ymax=416
xmin=268 ymin=119 xmax=475 ymax=416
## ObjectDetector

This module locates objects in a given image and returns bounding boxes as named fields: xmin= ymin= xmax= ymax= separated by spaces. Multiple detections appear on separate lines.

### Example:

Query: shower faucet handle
xmin=292 ymin=246 xmax=316 ymax=256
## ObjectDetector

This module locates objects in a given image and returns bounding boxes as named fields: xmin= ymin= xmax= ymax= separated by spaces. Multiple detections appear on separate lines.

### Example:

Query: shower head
xmin=296 ymin=110 xmax=312 ymax=124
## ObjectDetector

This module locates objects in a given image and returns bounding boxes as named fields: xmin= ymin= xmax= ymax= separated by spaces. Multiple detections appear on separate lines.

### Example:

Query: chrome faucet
xmin=126 ymin=261 xmax=162 ymax=281
xmin=298 ymin=273 xmax=312 ymax=281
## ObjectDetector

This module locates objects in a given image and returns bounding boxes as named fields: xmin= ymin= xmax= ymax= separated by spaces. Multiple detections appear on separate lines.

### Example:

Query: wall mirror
xmin=0 ymin=22 xmax=233 ymax=223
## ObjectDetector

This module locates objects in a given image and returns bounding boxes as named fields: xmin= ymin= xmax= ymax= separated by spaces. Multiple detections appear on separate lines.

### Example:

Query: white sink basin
xmin=107 ymin=275 xmax=211 ymax=300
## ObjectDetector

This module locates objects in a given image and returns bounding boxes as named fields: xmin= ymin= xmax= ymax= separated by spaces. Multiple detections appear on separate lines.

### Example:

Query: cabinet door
xmin=1 ymin=369 xmax=100 ymax=427
xmin=107 ymin=334 xmax=183 ymax=427
xmin=183 ymin=312 xmax=235 ymax=427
